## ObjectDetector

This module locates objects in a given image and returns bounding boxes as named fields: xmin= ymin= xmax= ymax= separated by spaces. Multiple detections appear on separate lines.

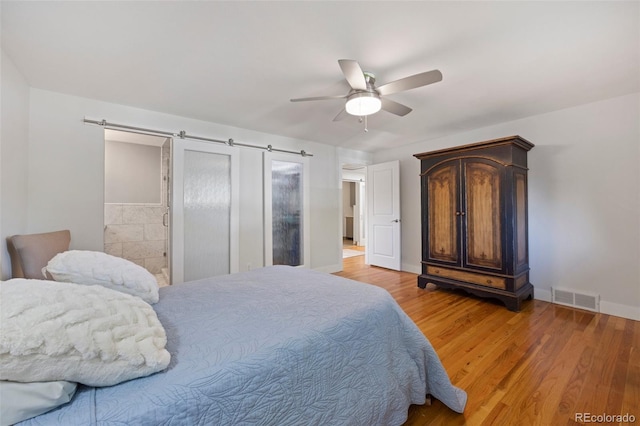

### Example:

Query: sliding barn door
xmin=171 ymin=139 xmax=239 ymax=284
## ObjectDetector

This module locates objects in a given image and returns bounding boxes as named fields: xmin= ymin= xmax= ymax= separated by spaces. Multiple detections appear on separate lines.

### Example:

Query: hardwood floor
xmin=334 ymin=256 xmax=639 ymax=426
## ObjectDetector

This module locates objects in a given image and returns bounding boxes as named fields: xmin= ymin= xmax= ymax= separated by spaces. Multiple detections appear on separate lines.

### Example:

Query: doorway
xmin=103 ymin=129 xmax=170 ymax=286
xmin=341 ymin=160 xmax=402 ymax=271
xmin=342 ymin=164 xmax=366 ymax=260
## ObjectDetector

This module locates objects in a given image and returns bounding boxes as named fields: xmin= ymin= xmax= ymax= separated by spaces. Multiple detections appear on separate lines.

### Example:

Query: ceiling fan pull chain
xmin=364 ymin=114 xmax=369 ymax=132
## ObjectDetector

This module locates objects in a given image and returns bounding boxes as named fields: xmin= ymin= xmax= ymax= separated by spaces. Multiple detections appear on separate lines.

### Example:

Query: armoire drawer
xmin=426 ymin=266 xmax=506 ymax=289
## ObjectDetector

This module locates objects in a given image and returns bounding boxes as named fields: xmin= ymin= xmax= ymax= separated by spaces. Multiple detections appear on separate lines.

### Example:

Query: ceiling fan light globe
xmin=345 ymin=93 xmax=381 ymax=116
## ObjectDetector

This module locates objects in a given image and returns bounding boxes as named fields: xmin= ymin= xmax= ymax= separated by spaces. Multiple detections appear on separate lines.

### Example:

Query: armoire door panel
xmin=464 ymin=161 xmax=502 ymax=270
xmin=427 ymin=164 xmax=458 ymax=263
xmin=515 ymin=171 xmax=527 ymax=268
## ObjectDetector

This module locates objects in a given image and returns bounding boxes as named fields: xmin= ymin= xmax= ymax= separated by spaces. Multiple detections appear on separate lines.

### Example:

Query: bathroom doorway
xmin=103 ymin=130 xmax=171 ymax=286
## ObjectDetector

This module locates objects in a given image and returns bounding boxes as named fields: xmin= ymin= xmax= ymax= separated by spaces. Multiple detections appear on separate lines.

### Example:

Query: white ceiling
xmin=2 ymin=1 xmax=638 ymax=153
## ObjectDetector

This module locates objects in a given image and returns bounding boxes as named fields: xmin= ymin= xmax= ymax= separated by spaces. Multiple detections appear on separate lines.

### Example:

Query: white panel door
xmin=366 ymin=160 xmax=401 ymax=270
xmin=171 ymin=139 xmax=239 ymax=284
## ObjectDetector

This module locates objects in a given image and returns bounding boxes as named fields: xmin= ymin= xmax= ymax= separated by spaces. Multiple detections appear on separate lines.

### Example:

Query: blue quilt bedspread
xmin=21 ymin=266 xmax=466 ymax=425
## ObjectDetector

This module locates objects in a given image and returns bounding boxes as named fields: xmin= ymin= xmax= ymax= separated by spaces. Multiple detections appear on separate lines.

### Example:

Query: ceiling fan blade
xmin=381 ymin=98 xmax=412 ymax=116
xmin=290 ymin=94 xmax=347 ymax=102
xmin=377 ymin=69 xmax=443 ymax=96
xmin=338 ymin=59 xmax=367 ymax=91
xmin=333 ymin=108 xmax=348 ymax=122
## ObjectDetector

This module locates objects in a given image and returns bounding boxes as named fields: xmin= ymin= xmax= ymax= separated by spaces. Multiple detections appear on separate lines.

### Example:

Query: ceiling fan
xmin=290 ymin=59 xmax=442 ymax=122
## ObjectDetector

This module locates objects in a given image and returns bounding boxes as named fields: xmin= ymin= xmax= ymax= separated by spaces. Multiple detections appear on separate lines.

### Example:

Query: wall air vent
xmin=551 ymin=287 xmax=600 ymax=312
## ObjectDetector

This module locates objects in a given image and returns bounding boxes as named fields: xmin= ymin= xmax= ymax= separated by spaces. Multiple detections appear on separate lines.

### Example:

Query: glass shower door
xmin=271 ymin=160 xmax=303 ymax=266
xmin=171 ymin=139 xmax=239 ymax=284
xmin=263 ymin=152 xmax=310 ymax=268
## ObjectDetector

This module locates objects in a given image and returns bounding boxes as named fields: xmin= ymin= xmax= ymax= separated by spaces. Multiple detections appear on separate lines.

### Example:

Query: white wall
xmin=342 ymin=181 xmax=354 ymax=238
xmin=0 ymin=51 xmax=30 ymax=279
xmin=342 ymin=182 xmax=354 ymax=216
xmin=373 ymin=93 xmax=640 ymax=320
xmin=24 ymin=88 xmax=342 ymax=275
xmin=104 ymin=140 xmax=162 ymax=204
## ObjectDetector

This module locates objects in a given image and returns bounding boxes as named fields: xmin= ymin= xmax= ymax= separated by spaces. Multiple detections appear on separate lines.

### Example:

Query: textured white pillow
xmin=0 ymin=279 xmax=171 ymax=387
xmin=0 ymin=380 xmax=77 ymax=426
xmin=44 ymin=250 xmax=159 ymax=304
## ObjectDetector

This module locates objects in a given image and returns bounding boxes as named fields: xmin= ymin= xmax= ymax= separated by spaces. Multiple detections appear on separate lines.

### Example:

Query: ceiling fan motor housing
xmin=345 ymin=91 xmax=382 ymax=116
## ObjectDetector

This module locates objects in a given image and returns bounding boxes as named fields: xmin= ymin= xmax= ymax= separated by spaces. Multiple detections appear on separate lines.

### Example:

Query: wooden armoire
xmin=414 ymin=136 xmax=534 ymax=311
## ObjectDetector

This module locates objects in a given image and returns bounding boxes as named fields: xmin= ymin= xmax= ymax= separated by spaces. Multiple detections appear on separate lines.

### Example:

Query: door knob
xmin=391 ymin=219 xmax=400 ymax=223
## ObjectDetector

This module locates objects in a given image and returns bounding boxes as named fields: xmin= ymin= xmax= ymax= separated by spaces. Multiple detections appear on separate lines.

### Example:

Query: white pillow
xmin=44 ymin=250 xmax=159 ymax=304
xmin=0 ymin=380 xmax=77 ymax=426
xmin=0 ymin=279 xmax=171 ymax=387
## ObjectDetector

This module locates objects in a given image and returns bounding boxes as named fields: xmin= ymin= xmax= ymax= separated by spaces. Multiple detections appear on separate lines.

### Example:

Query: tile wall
xmin=104 ymin=204 xmax=167 ymax=274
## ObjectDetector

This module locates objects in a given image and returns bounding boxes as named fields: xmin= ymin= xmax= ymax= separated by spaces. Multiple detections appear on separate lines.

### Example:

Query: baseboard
xmin=317 ymin=262 xmax=420 ymax=275
xmin=536 ymin=287 xmax=639 ymax=321
xmin=318 ymin=262 xmax=421 ymax=275
xmin=401 ymin=263 xmax=421 ymax=275
xmin=534 ymin=288 xmax=552 ymax=303
xmin=599 ymin=301 xmax=640 ymax=321
xmin=325 ymin=264 xmax=640 ymax=320
xmin=314 ymin=263 xmax=342 ymax=274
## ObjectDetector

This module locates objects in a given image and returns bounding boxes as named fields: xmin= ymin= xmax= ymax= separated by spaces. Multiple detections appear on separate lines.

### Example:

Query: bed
xmin=3 ymin=239 xmax=466 ymax=425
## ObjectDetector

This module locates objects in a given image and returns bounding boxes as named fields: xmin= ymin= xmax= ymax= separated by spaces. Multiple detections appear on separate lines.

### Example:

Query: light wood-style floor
xmin=334 ymin=254 xmax=639 ymax=426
